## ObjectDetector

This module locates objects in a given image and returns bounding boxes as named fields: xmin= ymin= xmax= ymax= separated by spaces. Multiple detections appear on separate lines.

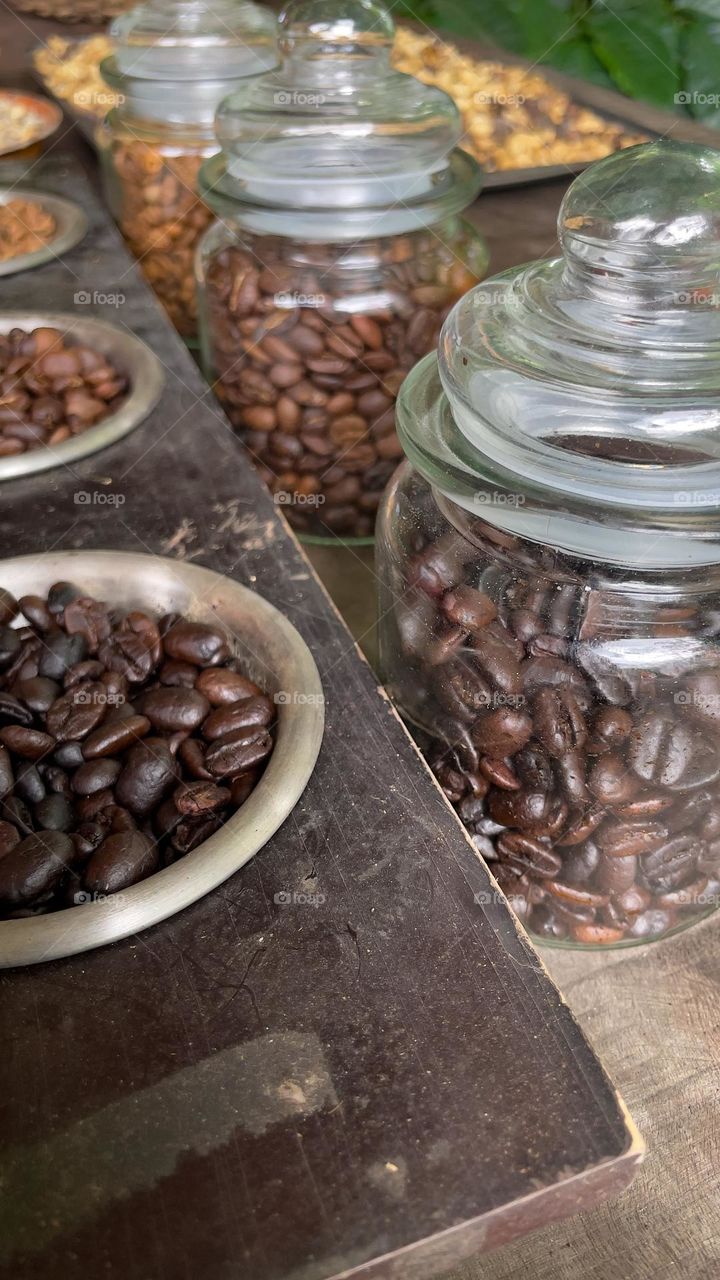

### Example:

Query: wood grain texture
xmin=0 ymin=14 xmax=642 ymax=1280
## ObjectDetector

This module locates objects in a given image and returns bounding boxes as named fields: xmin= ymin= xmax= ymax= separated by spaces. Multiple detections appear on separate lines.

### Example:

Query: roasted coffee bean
xmin=597 ymin=852 xmax=637 ymax=893
xmin=163 ymin=622 xmax=230 ymax=667
xmin=38 ymin=631 xmax=87 ymax=680
xmin=641 ymin=835 xmax=697 ymax=891
xmin=546 ymin=879 xmax=609 ymax=909
xmin=45 ymin=684 xmax=108 ymax=741
xmin=177 ymin=737 xmax=212 ymax=780
xmin=174 ymin=781 xmax=231 ymax=816
xmin=0 ymin=820 xmax=20 ymax=858
xmin=589 ymin=754 xmax=639 ymax=804
xmin=159 ymin=660 xmax=198 ymax=688
xmin=471 ymin=706 xmax=532 ymax=758
xmin=47 ymin=581 xmax=81 ymax=615
xmin=72 ymin=822 xmax=106 ymax=860
xmin=488 ymin=787 xmax=568 ymax=838
xmin=18 ymin=594 xmax=52 ymax=631
xmin=2 ymin=795 xmax=34 ymax=836
xmin=555 ymin=750 xmax=588 ymax=805
xmin=172 ymin=813 xmax=223 ymax=854
xmin=496 ymin=831 xmax=561 ymax=878
xmin=562 ymin=839 xmax=601 ymax=883
xmin=72 ymin=759 xmax=122 ymax=796
xmin=141 ymin=688 xmax=210 ymax=734
xmin=629 ymin=713 xmax=720 ymax=791
xmin=598 ymin=819 xmax=669 ymax=858
xmin=201 ymin=695 xmax=274 ymax=741
xmin=195 ymin=667 xmax=260 ymax=705
xmin=81 ymin=714 xmax=151 ymax=759
xmin=442 ymin=587 xmax=497 ymax=633
xmin=626 ymin=908 xmax=677 ymax=940
xmin=0 ymin=626 xmax=21 ymax=670
xmin=205 ymin=728 xmax=273 ymax=778
xmin=115 ymin=739 xmax=177 ymax=817
xmin=0 ymin=691 xmax=34 ymax=726
xmin=587 ymin=706 xmax=633 ymax=754
xmin=15 ymin=676 xmax=60 ymax=713
xmin=53 ymin=741 xmax=85 ymax=769
xmin=0 ymin=726 xmax=54 ymax=760
xmin=533 ymin=687 xmax=587 ymax=757
xmin=35 ymin=793 xmax=75 ymax=832
xmin=478 ymin=758 xmax=519 ymax=790
xmin=84 ymin=831 xmax=158 ymax=895
xmin=0 ymin=830 xmax=74 ymax=904
xmin=230 ymin=771 xmax=260 ymax=807
xmin=14 ymin=762 xmax=45 ymax=806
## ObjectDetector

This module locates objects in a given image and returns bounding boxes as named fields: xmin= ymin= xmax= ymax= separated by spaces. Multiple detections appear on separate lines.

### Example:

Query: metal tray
xmin=0 ymin=187 xmax=88 ymax=277
xmin=0 ymin=89 xmax=63 ymax=158
xmin=0 ymin=550 xmax=324 ymax=968
xmin=0 ymin=312 xmax=164 ymax=481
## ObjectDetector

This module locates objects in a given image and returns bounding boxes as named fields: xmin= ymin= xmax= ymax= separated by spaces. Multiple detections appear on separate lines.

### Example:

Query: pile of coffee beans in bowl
xmin=0 ymin=584 xmax=275 ymax=918
xmin=0 ymin=326 xmax=128 ymax=457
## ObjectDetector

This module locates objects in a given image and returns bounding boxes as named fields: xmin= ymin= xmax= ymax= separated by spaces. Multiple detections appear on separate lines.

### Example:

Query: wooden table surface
xmin=2 ymin=10 xmax=718 ymax=1280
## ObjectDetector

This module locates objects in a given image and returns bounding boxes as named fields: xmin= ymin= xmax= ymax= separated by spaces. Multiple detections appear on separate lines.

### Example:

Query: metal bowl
xmin=0 ymin=188 xmax=88 ymax=277
xmin=0 ymin=312 xmax=164 ymax=481
xmin=0 ymin=91 xmax=63 ymax=158
xmin=0 ymin=551 xmax=325 ymax=968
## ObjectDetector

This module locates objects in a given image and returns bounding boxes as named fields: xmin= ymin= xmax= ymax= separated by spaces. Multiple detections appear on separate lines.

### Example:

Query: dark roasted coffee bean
xmin=159 ymin=660 xmax=198 ymax=688
xmin=478 ymin=758 xmax=519 ymax=790
xmin=141 ymin=687 xmax=210 ymax=734
xmin=72 ymin=759 xmax=122 ymax=796
xmin=163 ymin=621 xmax=230 ymax=666
xmin=72 ymin=822 xmax=107 ymax=860
xmin=171 ymin=812 xmax=223 ymax=854
xmin=562 ymin=839 xmax=601 ymax=883
xmin=14 ymin=762 xmax=45 ymax=806
xmin=0 ymin=726 xmax=54 ymax=760
xmin=174 ymin=781 xmax=231 ymax=816
xmin=205 ymin=728 xmax=273 ymax=778
xmin=575 ymin=645 xmax=636 ymax=706
xmin=0 ymin=830 xmax=74 ymax=904
xmin=195 ymin=667 xmax=260 ymax=705
xmin=555 ymin=750 xmax=588 ymax=805
xmin=587 ymin=706 xmax=633 ymax=754
xmin=569 ymin=921 xmax=625 ymax=945
xmin=641 ymin=835 xmax=697 ymax=891
xmin=0 ymin=626 xmax=21 ymax=670
xmin=2 ymin=794 xmax=34 ymax=835
xmin=115 ymin=739 xmax=177 ymax=817
xmin=521 ymin=656 xmax=590 ymax=701
xmin=599 ymin=819 xmax=669 ymax=858
xmin=626 ymin=908 xmax=677 ymax=940
xmin=53 ymin=741 xmax=85 ymax=769
xmin=41 ymin=765 xmax=71 ymax=795
xmin=0 ymin=820 xmax=20 ymax=858
xmin=546 ymin=879 xmax=608 ymax=909
xmin=38 ymin=631 xmax=87 ymax=679
xmin=597 ymin=852 xmax=637 ymax=893
xmin=489 ymin=787 xmax=568 ymax=838
xmin=0 ymin=691 xmax=34 ymax=727
xmin=47 ymin=581 xmax=81 ymax=614
xmin=589 ymin=754 xmax=639 ymax=805
xmin=19 ymin=594 xmax=53 ymax=631
xmin=85 ymin=831 xmax=158 ymax=894
xmin=35 ymin=793 xmax=75 ymax=832
xmin=64 ymin=659 xmax=105 ymax=690
xmin=471 ymin=706 xmax=532 ymax=758
xmin=470 ymin=622 xmax=523 ymax=695
xmin=496 ymin=831 xmax=561 ymax=878
xmin=81 ymin=715 xmax=151 ymax=759
xmin=533 ymin=687 xmax=587 ymax=757
xmin=63 ymin=596 xmax=112 ymax=652
xmin=46 ymin=684 xmax=108 ymax=741
xmin=178 ymin=737 xmax=212 ymax=780
xmin=15 ymin=676 xmax=60 ymax=713
xmin=201 ymin=695 xmax=274 ymax=741
xmin=230 ymin=770 xmax=260 ymax=807
xmin=530 ymin=903 xmax=568 ymax=939
xmin=629 ymin=713 xmax=720 ymax=791
xmin=514 ymin=744 xmax=554 ymax=791
xmin=441 ymin=587 xmax=496 ymax=633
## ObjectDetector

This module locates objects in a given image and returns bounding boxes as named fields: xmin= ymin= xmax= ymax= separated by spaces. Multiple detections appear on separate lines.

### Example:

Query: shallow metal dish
xmin=0 ymin=312 xmax=164 ymax=482
xmin=0 ymin=188 xmax=88 ymax=277
xmin=0 ymin=551 xmax=324 ymax=968
xmin=0 ymin=90 xmax=63 ymax=158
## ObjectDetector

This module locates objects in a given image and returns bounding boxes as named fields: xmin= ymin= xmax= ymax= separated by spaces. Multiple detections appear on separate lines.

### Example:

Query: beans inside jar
xmin=380 ymin=474 xmax=720 ymax=947
xmin=0 ymin=584 xmax=275 ymax=918
xmin=202 ymin=225 xmax=486 ymax=538
xmin=104 ymin=140 xmax=213 ymax=338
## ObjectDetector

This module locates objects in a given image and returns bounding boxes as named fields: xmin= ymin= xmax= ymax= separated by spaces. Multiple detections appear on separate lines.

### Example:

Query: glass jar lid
xmin=102 ymin=0 xmax=277 ymax=126
xmin=199 ymin=0 xmax=482 ymax=236
xmin=397 ymin=141 xmax=720 ymax=567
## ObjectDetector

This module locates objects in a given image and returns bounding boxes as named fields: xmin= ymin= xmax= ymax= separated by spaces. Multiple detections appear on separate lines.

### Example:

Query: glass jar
xmin=196 ymin=0 xmax=488 ymax=541
xmin=98 ymin=0 xmax=277 ymax=339
xmin=377 ymin=140 xmax=720 ymax=948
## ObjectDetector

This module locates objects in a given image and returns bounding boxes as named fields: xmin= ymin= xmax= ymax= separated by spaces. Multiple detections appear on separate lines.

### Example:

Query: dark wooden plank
xmin=0 ymin=15 xmax=641 ymax=1280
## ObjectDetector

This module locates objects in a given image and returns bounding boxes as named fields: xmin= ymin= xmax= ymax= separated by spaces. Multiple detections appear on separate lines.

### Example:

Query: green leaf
xmin=432 ymin=0 xmax=524 ymax=48
xmin=545 ymin=36 xmax=616 ymax=85
xmin=586 ymin=0 xmax=681 ymax=106
xmin=680 ymin=15 xmax=720 ymax=123
xmin=676 ymin=0 xmax=720 ymax=19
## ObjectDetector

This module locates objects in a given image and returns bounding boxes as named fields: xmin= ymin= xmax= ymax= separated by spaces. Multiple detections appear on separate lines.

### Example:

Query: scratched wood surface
xmin=0 ymin=12 xmax=646 ymax=1280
